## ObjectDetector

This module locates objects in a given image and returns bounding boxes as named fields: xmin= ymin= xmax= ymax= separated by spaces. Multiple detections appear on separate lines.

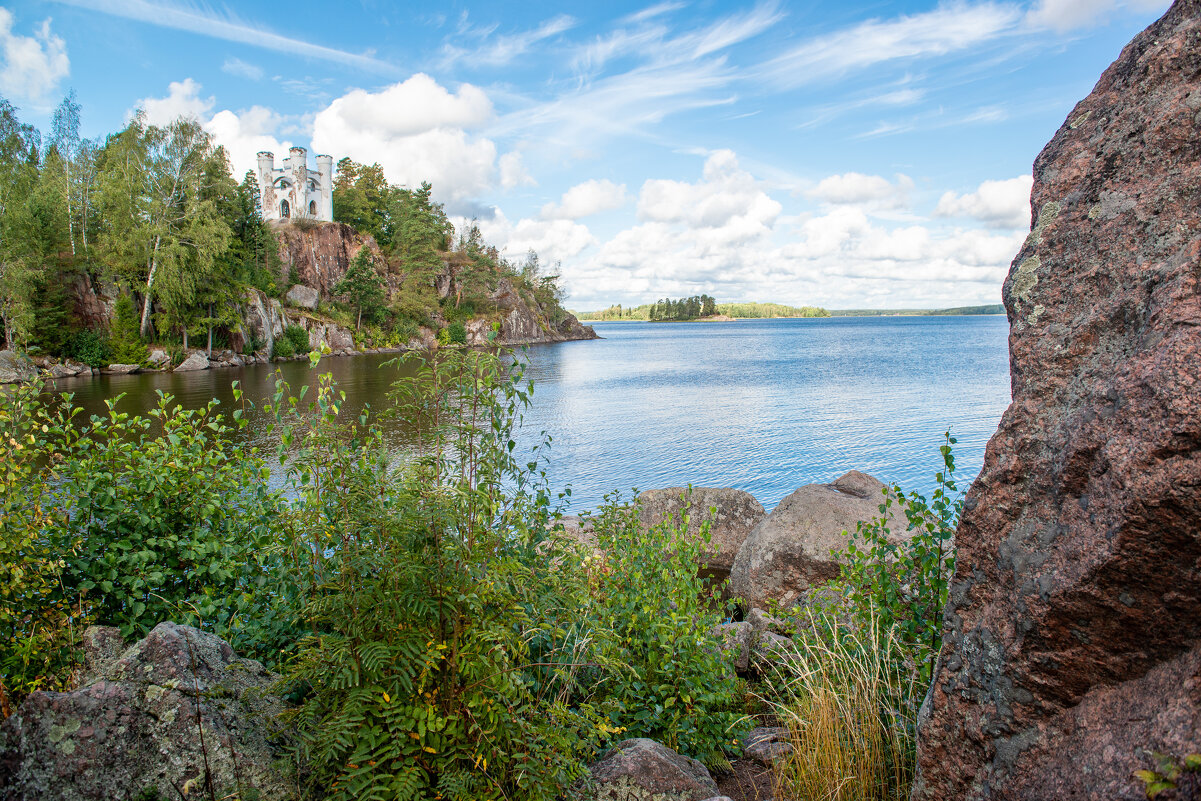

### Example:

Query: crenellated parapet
xmin=255 ymin=146 xmax=333 ymax=223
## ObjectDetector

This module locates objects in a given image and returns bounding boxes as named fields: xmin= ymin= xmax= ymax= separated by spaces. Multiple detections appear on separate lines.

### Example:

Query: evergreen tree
xmin=335 ymin=248 xmax=386 ymax=330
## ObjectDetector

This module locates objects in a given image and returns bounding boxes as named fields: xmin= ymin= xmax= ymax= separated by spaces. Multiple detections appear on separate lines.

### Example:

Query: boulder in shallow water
xmin=173 ymin=352 xmax=210 ymax=372
xmin=914 ymin=3 xmax=1201 ymax=798
xmin=728 ymin=471 xmax=903 ymax=610
xmin=638 ymin=487 xmax=766 ymax=575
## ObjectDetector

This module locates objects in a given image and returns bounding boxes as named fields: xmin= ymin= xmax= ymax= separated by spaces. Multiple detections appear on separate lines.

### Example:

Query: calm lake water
xmin=51 ymin=316 xmax=1011 ymax=512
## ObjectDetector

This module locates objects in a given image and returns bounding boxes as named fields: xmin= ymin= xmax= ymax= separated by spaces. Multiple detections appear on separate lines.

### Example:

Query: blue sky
xmin=0 ymin=0 xmax=1171 ymax=309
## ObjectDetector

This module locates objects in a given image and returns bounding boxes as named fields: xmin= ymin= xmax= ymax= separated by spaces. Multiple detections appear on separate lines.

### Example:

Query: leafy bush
xmin=830 ymin=432 xmax=961 ymax=684
xmin=283 ymin=323 xmax=311 ymax=355
xmin=447 ymin=321 xmax=467 ymax=345
xmin=63 ymin=329 xmax=113 ymax=368
xmin=583 ymin=495 xmax=749 ymax=767
xmin=272 ymin=336 xmax=296 ymax=359
xmin=109 ymin=293 xmax=149 ymax=364
xmin=0 ymin=382 xmax=281 ymax=703
xmin=271 ymin=352 xmax=595 ymax=800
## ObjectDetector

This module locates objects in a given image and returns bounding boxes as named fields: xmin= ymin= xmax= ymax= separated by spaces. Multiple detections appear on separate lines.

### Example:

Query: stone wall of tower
xmin=253 ymin=147 xmax=334 ymax=223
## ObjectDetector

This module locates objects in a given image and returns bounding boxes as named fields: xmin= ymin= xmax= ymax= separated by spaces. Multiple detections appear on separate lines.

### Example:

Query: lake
xmin=51 ymin=316 xmax=1012 ymax=512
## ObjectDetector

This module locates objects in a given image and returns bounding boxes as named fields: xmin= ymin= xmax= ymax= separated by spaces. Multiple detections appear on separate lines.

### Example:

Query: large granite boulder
xmin=0 ymin=350 xmax=35 ymax=384
xmin=173 ymin=352 xmax=210 ymax=372
xmin=581 ymin=738 xmax=719 ymax=800
xmin=914 ymin=3 xmax=1201 ymax=799
xmin=284 ymin=283 xmax=319 ymax=310
xmin=638 ymin=487 xmax=766 ymax=575
xmin=0 ymin=622 xmax=290 ymax=801
xmin=728 ymin=471 xmax=902 ymax=610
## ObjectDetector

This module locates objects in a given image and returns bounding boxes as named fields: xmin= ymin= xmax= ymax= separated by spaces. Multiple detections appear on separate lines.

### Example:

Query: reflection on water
xmin=53 ymin=316 xmax=1011 ymax=512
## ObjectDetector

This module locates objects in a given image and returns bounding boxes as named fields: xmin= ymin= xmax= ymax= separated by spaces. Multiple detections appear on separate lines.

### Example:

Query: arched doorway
xmin=280 ymin=199 xmax=290 ymax=218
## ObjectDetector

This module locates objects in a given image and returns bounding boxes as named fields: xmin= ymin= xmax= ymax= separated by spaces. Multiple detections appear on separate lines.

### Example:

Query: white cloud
xmin=935 ymin=175 xmax=1032 ymax=229
xmin=222 ymin=57 xmax=263 ymax=81
xmin=442 ymin=14 xmax=577 ymax=67
xmin=311 ymin=74 xmax=502 ymax=207
xmin=134 ymin=78 xmax=214 ymax=126
xmin=541 ymin=179 xmax=628 ymax=219
xmin=808 ymin=172 xmax=914 ymax=210
xmin=1026 ymin=0 xmax=1117 ymax=31
xmin=0 ymin=9 xmax=69 ymax=103
xmin=760 ymin=3 xmax=1022 ymax=88
xmin=638 ymin=150 xmax=781 ymax=236
xmin=55 ymin=0 xmax=397 ymax=74
xmin=476 ymin=209 xmax=597 ymax=265
xmin=205 ymin=106 xmax=293 ymax=179
xmin=499 ymin=151 xmax=535 ymax=189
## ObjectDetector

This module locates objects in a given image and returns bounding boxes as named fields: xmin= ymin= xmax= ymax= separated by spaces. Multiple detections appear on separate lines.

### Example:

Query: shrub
xmin=271 ymin=352 xmax=594 ymax=800
xmin=283 ymin=324 xmax=311 ymax=355
xmin=0 ymin=382 xmax=282 ymax=703
xmin=63 ymin=329 xmax=113 ymax=368
xmin=582 ymin=495 xmax=749 ymax=767
xmin=109 ymin=293 xmax=149 ymax=365
xmin=830 ymin=432 xmax=961 ymax=684
xmin=272 ymin=336 xmax=296 ymax=359
xmin=447 ymin=321 xmax=467 ymax=345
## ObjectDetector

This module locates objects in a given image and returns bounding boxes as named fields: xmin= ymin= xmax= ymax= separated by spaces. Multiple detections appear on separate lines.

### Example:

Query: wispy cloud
xmin=623 ymin=2 xmax=688 ymax=24
xmin=759 ymin=2 xmax=1023 ymax=88
xmin=52 ymin=0 xmax=398 ymax=74
xmin=441 ymin=13 xmax=578 ymax=68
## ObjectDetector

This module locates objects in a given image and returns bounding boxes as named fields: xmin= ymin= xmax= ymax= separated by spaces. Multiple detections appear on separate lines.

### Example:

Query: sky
xmin=0 ymin=0 xmax=1173 ymax=310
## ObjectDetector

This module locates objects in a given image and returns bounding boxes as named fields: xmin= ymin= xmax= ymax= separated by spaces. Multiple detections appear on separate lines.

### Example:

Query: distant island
xmin=575 ymin=298 xmax=831 ymax=321
xmin=575 ymin=299 xmax=1004 ymax=321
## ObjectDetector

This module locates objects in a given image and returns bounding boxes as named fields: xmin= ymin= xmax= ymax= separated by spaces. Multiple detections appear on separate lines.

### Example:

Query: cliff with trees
xmin=0 ymin=95 xmax=594 ymax=375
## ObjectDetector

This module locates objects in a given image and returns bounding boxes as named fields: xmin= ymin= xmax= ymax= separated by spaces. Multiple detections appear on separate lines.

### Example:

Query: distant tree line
xmin=648 ymin=295 xmax=717 ymax=321
xmin=576 ymin=299 xmax=829 ymax=321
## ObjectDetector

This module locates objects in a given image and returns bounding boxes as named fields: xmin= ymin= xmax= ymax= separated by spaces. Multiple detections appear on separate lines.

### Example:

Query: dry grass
xmin=764 ymin=614 xmax=919 ymax=801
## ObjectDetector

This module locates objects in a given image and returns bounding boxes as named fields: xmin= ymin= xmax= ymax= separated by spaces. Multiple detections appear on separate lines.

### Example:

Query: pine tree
xmin=335 ymin=248 xmax=386 ymax=330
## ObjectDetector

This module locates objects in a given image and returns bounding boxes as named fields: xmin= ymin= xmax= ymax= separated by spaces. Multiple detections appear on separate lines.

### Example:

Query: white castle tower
xmin=255 ymin=147 xmax=333 ymax=223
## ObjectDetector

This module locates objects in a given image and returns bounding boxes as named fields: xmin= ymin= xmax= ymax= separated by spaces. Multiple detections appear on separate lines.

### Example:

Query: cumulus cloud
xmin=0 ymin=9 xmax=69 ymax=103
xmin=541 ymin=179 xmax=628 ymax=219
xmin=206 ymin=106 xmax=293 ymax=179
xmin=134 ymin=78 xmax=215 ymax=126
xmin=499 ymin=151 xmax=535 ymax=189
xmin=311 ymin=74 xmax=505 ymax=207
xmin=934 ymin=175 xmax=1032 ymax=229
xmin=808 ymin=172 xmax=914 ymax=211
xmin=476 ymin=209 xmax=597 ymax=265
xmin=638 ymin=150 xmax=781 ymax=237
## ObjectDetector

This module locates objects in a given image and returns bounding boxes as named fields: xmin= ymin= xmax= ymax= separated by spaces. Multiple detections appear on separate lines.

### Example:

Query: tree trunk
xmin=139 ymin=235 xmax=162 ymax=338
xmin=356 ymin=306 xmax=362 ymax=330
xmin=65 ymin=159 xmax=75 ymax=257
xmin=182 ymin=327 xmax=188 ymax=351
xmin=206 ymin=303 xmax=213 ymax=358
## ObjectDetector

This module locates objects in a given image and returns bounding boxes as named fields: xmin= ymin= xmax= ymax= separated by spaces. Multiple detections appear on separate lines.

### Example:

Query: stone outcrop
xmin=0 ymin=351 xmax=36 ymax=384
xmin=173 ymin=352 xmax=210 ymax=372
xmin=284 ymin=283 xmax=319 ymax=310
xmin=914 ymin=3 xmax=1201 ymax=799
xmin=274 ymin=221 xmax=380 ymax=298
xmin=639 ymin=487 xmax=766 ymax=576
xmin=0 ymin=622 xmax=290 ymax=801
xmin=581 ymin=738 xmax=719 ymax=800
xmin=102 ymin=363 xmax=139 ymax=375
xmin=728 ymin=471 xmax=902 ymax=610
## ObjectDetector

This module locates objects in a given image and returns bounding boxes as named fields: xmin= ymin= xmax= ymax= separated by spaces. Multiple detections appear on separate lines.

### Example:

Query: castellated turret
xmin=254 ymin=147 xmax=333 ymax=223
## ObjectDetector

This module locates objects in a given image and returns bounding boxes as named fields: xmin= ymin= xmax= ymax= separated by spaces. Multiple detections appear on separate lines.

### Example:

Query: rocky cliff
xmin=273 ymin=221 xmax=380 ymax=298
xmin=913 ymin=3 xmax=1201 ymax=799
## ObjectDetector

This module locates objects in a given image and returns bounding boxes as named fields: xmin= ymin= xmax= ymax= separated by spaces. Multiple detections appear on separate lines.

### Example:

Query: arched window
xmin=309 ymin=200 xmax=317 ymax=216
xmin=280 ymin=199 xmax=290 ymax=218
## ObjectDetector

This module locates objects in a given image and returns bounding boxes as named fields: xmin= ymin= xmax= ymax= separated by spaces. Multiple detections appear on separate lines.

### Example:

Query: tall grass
xmin=765 ymin=613 xmax=919 ymax=801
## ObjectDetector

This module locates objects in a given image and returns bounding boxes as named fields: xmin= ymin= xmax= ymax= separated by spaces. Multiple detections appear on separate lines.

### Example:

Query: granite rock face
xmin=728 ymin=471 xmax=902 ymax=610
xmin=638 ymin=487 xmax=767 ymax=575
xmin=274 ymin=221 xmax=380 ymax=298
xmin=913 ymin=3 xmax=1201 ymax=799
xmin=0 ymin=622 xmax=290 ymax=801
xmin=582 ymin=738 xmax=719 ymax=800
xmin=0 ymin=350 xmax=35 ymax=384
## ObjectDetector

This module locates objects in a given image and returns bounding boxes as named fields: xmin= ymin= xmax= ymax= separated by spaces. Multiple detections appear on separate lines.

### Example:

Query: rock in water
xmin=0 ymin=622 xmax=289 ymax=801
xmin=728 ymin=471 xmax=902 ymax=610
xmin=638 ymin=487 xmax=766 ymax=575
xmin=173 ymin=352 xmax=210 ymax=372
xmin=914 ymin=3 xmax=1201 ymax=799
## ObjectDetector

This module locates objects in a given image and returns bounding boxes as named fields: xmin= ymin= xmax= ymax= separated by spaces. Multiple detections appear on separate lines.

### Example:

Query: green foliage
xmin=334 ymin=248 xmax=387 ymax=330
xmin=63 ymin=328 xmax=112 ymax=368
xmin=272 ymin=352 xmax=594 ymax=800
xmin=109 ymin=293 xmax=149 ymax=364
xmin=583 ymin=494 xmax=748 ymax=766
xmin=648 ymin=295 xmax=717 ymax=321
xmin=272 ymin=337 xmax=295 ymax=359
xmin=716 ymin=302 xmax=830 ymax=319
xmin=283 ymin=323 xmax=311 ymax=355
xmin=446 ymin=321 xmax=466 ymax=345
xmin=830 ymin=432 xmax=961 ymax=686
xmin=0 ymin=381 xmax=281 ymax=702
xmin=1135 ymin=752 xmax=1201 ymax=799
